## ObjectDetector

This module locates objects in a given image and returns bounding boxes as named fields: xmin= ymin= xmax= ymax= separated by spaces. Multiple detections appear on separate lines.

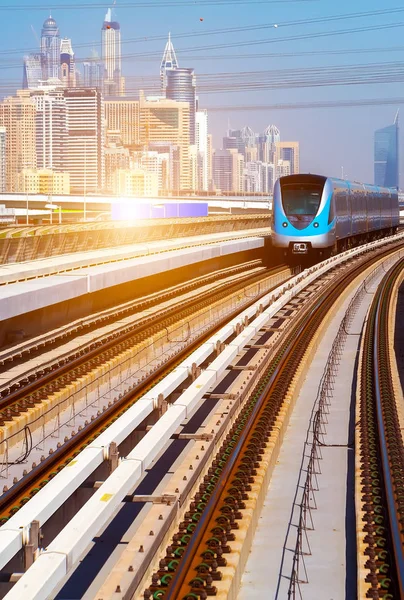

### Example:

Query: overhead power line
xmin=0 ymin=0 xmax=323 ymax=10
xmin=204 ymin=98 xmax=404 ymax=111
xmin=1 ymin=60 xmax=404 ymax=93
xmin=0 ymin=6 xmax=403 ymax=57
xmin=124 ymin=21 xmax=404 ymax=58
xmin=2 ymin=44 xmax=404 ymax=68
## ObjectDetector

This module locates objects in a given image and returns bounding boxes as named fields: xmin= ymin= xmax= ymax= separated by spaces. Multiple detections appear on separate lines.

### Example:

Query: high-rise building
xmin=104 ymin=145 xmax=130 ymax=192
xmin=262 ymin=162 xmax=275 ymax=193
xmin=83 ymin=50 xmax=104 ymax=89
xmin=160 ymin=33 xmax=179 ymax=93
xmin=244 ymin=160 xmax=274 ymax=193
xmin=0 ymin=90 xmax=37 ymax=192
xmin=195 ymin=110 xmax=208 ymax=191
xmin=105 ymin=98 xmax=140 ymax=146
xmin=166 ymin=68 xmax=196 ymax=144
xmin=60 ymin=38 xmax=76 ymax=88
xmin=131 ymin=149 xmax=171 ymax=193
xmin=0 ymin=127 xmax=6 ymax=193
xmin=189 ymin=145 xmax=198 ymax=191
xmin=275 ymin=142 xmax=299 ymax=175
xmin=213 ymin=148 xmax=244 ymax=193
xmin=41 ymin=15 xmax=61 ymax=81
xmin=276 ymin=159 xmax=291 ymax=180
xmin=139 ymin=93 xmax=190 ymax=191
xmin=374 ymin=112 xmax=399 ymax=189
xmin=207 ymin=133 xmax=213 ymax=191
xmin=258 ymin=124 xmax=280 ymax=163
xmin=22 ymin=54 xmax=43 ymax=90
xmin=64 ymin=88 xmax=105 ymax=193
xmin=244 ymin=161 xmax=262 ymax=193
xmin=113 ymin=168 xmax=159 ymax=197
xmin=102 ymin=8 xmax=124 ymax=96
xmin=223 ymin=126 xmax=257 ymax=158
xmin=30 ymin=88 xmax=67 ymax=172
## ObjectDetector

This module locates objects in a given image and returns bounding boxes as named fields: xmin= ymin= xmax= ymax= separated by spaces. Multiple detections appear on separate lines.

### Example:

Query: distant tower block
xmin=160 ymin=33 xmax=179 ymax=93
xmin=374 ymin=111 xmax=399 ymax=189
xmin=41 ymin=15 xmax=60 ymax=80
xmin=102 ymin=7 xmax=125 ymax=96
xmin=60 ymin=38 xmax=76 ymax=88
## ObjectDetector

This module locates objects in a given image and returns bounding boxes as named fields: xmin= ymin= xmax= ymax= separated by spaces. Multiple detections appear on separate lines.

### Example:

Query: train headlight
xmin=282 ymin=222 xmax=288 ymax=228
xmin=313 ymin=222 xmax=319 ymax=228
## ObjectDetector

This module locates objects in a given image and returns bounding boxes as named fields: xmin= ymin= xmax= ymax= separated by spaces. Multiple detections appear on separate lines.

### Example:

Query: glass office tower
xmin=374 ymin=114 xmax=399 ymax=189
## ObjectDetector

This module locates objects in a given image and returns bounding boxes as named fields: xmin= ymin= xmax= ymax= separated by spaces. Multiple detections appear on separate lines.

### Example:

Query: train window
xmin=281 ymin=183 xmax=323 ymax=215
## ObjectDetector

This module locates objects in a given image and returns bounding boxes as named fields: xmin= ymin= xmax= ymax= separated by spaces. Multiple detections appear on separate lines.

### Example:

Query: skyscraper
xmin=196 ymin=110 xmax=209 ymax=191
xmin=102 ymin=8 xmax=124 ymax=96
xmin=60 ymin=38 xmax=76 ymax=88
xmin=83 ymin=50 xmax=104 ymax=89
xmin=22 ymin=54 xmax=43 ymax=90
xmin=213 ymin=149 xmax=244 ymax=193
xmin=166 ymin=68 xmax=196 ymax=144
xmin=275 ymin=142 xmax=299 ymax=175
xmin=104 ymin=98 xmax=140 ymax=146
xmin=139 ymin=92 xmax=190 ymax=191
xmin=30 ymin=88 xmax=67 ymax=172
xmin=258 ymin=124 xmax=280 ymax=163
xmin=223 ymin=126 xmax=257 ymax=158
xmin=41 ymin=15 xmax=61 ymax=81
xmin=374 ymin=112 xmax=399 ymax=189
xmin=0 ymin=91 xmax=37 ymax=192
xmin=0 ymin=127 xmax=6 ymax=193
xmin=160 ymin=33 xmax=179 ymax=93
xmin=64 ymin=88 xmax=105 ymax=193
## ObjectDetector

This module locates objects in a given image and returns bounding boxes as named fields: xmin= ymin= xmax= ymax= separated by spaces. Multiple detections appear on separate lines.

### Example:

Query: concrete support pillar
xmin=191 ymin=363 xmax=201 ymax=381
xmin=24 ymin=520 xmax=40 ymax=570
xmin=215 ymin=341 xmax=224 ymax=356
xmin=157 ymin=393 xmax=168 ymax=416
xmin=108 ymin=442 xmax=119 ymax=475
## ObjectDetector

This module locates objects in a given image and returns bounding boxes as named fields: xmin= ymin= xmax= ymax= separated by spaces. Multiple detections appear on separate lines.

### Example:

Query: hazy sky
xmin=0 ymin=0 xmax=403 ymax=184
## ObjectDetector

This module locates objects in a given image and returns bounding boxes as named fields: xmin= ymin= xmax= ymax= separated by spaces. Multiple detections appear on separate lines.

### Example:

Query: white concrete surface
xmin=0 ymin=228 xmax=270 ymax=285
xmin=238 ymin=258 xmax=397 ymax=600
xmin=0 ymin=237 xmax=265 ymax=320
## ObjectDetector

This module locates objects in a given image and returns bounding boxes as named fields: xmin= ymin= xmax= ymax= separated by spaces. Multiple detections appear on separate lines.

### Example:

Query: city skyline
xmin=0 ymin=1 xmax=403 ymax=185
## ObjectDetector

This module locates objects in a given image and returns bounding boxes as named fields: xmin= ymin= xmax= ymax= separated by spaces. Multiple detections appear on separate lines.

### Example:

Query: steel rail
xmin=0 ymin=267 xmax=288 ymax=522
xmin=0 ymin=259 xmax=265 ymax=372
xmin=145 ymin=242 xmax=404 ymax=600
xmin=366 ymin=258 xmax=404 ymax=597
xmin=0 ymin=263 xmax=279 ymax=419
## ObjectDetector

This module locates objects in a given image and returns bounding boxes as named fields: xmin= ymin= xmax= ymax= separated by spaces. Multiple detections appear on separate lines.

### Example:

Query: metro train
xmin=272 ymin=174 xmax=399 ymax=258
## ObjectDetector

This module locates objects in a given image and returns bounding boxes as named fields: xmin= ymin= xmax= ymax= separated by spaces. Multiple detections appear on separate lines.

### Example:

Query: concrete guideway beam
xmin=0 ymin=228 xmax=270 ymax=286
xmin=5 ymin=232 xmax=404 ymax=600
xmin=0 ymin=237 xmax=265 ymax=321
xmin=0 ymin=269 xmax=284 ymax=570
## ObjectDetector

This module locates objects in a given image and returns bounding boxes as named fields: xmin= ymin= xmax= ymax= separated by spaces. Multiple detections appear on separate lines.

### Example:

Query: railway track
xmin=357 ymin=258 xmax=404 ymax=599
xmin=0 ymin=263 xmax=290 ymax=522
xmin=0 ymin=259 xmax=267 ymax=386
xmin=141 ymin=240 xmax=404 ymax=600
xmin=0 ymin=261 xmax=281 ymax=415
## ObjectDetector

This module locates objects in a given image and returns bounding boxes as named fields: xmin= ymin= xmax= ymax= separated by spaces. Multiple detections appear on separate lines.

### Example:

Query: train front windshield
xmin=281 ymin=182 xmax=323 ymax=216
